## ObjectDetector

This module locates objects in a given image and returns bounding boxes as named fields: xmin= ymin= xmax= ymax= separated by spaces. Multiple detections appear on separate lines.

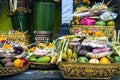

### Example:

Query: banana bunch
xmin=70 ymin=16 xmax=80 ymax=25
xmin=55 ymin=35 xmax=79 ymax=64
xmin=62 ymin=48 xmax=78 ymax=62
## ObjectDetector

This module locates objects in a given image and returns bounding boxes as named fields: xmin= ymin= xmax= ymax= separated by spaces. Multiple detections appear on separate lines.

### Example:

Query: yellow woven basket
xmin=0 ymin=64 xmax=29 ymax=76
xmin=70 ymin=25 xmax=115 ymax=39
xmin=58 ymin=62 xmax=119 ymax=79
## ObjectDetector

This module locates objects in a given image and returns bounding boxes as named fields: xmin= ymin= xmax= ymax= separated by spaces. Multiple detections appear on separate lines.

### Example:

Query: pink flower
xmin=74 ymin=29 xmax=81 ymax=34
xmin=93 ymin=29 xmax=99 ymax=32
xmin=80 ymin=17 xmax=96 ymax=25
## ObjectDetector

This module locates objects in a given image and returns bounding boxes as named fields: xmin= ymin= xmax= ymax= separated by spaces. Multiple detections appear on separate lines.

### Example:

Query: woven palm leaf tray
xmin=58 ymin=62 xmax=120 ymax=79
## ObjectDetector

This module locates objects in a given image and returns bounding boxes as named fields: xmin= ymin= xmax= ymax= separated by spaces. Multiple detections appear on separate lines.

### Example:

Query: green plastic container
xmin=34 ymin=1 xmax=55 ymax=31
xmin=11 ymin=13 xmax=29 ymax=32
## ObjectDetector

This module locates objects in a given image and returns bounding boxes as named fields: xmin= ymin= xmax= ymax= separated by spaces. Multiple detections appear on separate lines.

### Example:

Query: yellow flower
xmin=87 ymin=30 xmax=93 ymax=34
xmin=94 ymin=31 xmax=104 ymax=37
xmin=82 ymin=30 xmax=87 ymax=34
xmin=16 ymin=31 xmax=24 ymax=36
xmin=3 ymin=43 xmax=11 ymax=49
xmin=0 ymin=38 xmax=6 ymax=41
xmin=48 ymin=43 xmax=53 ymax=48
xmin=29 ymin=47 xmax=36 ymax=52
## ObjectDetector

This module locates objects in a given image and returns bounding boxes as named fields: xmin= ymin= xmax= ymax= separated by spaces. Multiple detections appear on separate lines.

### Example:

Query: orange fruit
xmin=87 ymin=30 xmax=93 ymax=34
xmin=13 ymin=58 xmax=23 ymax=67
xmin=100 ymin=57 xmax=110 ymax=64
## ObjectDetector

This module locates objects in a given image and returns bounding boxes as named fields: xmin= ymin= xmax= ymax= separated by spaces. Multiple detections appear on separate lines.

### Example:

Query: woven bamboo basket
xmin=70 ymin=25 xmax=115 ymax=39
xmin=58 ymin=62 xmax=120 ymax=79
xmin=30 ymin=62 xmax=57 ymax=70
xmin=0 ymin=64 xmax=29 ymax=76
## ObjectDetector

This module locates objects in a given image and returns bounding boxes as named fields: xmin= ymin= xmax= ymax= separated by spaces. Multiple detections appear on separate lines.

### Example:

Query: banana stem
xmin=56 ymin=39 xmax=66 ymax=64
xmin=64 ymin=39 xmax=69 ymax=52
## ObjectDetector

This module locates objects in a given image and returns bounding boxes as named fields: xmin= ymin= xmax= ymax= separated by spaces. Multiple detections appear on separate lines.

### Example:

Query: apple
xmin=95 ymin=21 xmax=106 ymax=26
xmin=21 ymin=58 xmax=28 ymax=65
xmin=113 ymin=56 xmax=120 ymax=62
xmin=89 ymin=59 xmax=99 ymax=63
xmin=107 ymin=20 xmax=115 ymax=26
xmin=78 ymin=57 xmax=88 ymax=63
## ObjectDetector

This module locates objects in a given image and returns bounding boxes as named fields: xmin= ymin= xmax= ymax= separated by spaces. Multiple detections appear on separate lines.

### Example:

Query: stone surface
xmin=0 ymin=70 xmax=63 ymax=80
xmin=0 ymin=69 xmax=120 ymax=80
